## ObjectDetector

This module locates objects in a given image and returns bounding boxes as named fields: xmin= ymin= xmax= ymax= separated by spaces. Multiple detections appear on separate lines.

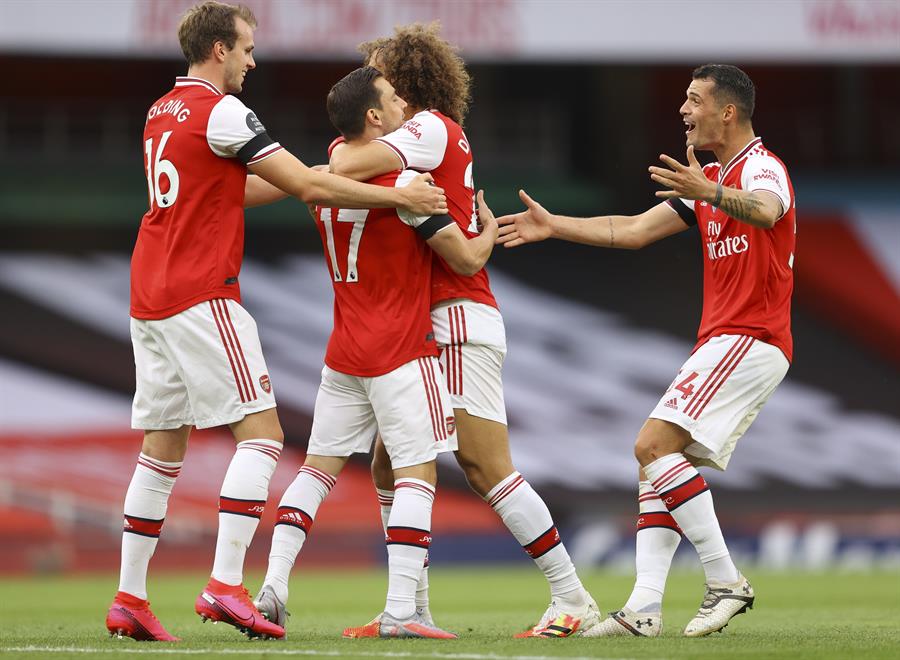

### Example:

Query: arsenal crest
xmin=445 ymin=415 xmax=456 ymax=435
xmin=259 ymin=374 xmax=272 ymax=394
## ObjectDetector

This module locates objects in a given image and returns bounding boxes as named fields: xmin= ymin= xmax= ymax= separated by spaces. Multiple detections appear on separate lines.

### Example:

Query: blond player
xmin=106 ymin=1 xmax=444 ymax=642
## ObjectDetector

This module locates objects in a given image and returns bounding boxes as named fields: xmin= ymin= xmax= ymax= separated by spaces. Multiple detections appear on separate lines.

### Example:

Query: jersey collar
xmin=719 ymin=136 xmax=763 ymax=182
xmin=174 ymin=76 xmax=223 ymax=96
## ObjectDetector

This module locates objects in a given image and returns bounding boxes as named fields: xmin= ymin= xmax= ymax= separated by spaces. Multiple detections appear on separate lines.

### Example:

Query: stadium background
xmin=1 ymin=0 xmax=898 ymax=583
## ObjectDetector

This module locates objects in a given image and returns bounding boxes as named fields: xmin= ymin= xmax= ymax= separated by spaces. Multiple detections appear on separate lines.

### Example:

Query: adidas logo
xmin=664 ymin=397 xmax=678 ymax=409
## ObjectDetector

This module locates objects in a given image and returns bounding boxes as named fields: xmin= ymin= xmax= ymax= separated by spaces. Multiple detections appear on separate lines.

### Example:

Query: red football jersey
xmin=316 ymin=169 xmax=447 ymax=377
xmin=376 ymin=110 xmax=498 ymax=309
xmin=668 ymin=138 xmax=796 ymax=361
xmin=130 ymin=77 xmax=282 ymax=319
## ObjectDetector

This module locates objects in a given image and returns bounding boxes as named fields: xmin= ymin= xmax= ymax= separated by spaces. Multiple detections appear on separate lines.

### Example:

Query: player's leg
xmin=108 ymin=427 xmax=190 ymax=642
xmin=443 ymin=328 xmax=597 ymax=638
xmin=107 ymin=317 xmax=192 ymax=641
xmin=344 ymin=356 xmax=456 ymax=639
xmin=153 ymin=299 xmax=282 ymax=637
xmin=633 ymin=335 xmax=788 ymax=636
xmin=258 ymin=366 xmax=375 ymax=627
xmin=586 ymin=462 xmax=682 ymax=638
xmin=261 ymin=454 xmax=346 ymax=603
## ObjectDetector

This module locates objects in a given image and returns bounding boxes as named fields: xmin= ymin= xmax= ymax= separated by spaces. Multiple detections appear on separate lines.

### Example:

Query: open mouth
xmin=684 ymin=120 xmax=697 ymax=136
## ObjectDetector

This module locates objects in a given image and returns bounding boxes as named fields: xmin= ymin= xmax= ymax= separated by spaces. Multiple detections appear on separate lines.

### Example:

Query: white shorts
xmin=431 ymin=300 xmax=507 ymax=425
xmin=130 ymin=298 xmax=276 ymax=430
xmin=649 ymin=334 xmax=789 ymax=470
xmin=307 ymin=357 xmax=458 ymax=469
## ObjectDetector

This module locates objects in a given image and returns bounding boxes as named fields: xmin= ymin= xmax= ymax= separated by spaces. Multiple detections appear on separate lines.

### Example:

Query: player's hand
xmin=496 ymin=189 xmax=553 ymax=248
xmin=403 ymin=173 xmax=448 ymax=216
xmin=476 ymin=190 xmax=498 ymax=238
xmin=649 ymin=145 xmax=716 ymax=202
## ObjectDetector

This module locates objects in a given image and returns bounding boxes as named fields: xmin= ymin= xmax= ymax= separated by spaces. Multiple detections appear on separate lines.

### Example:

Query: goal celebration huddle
xmin=109 ymin=0 xmax=795 ymax=643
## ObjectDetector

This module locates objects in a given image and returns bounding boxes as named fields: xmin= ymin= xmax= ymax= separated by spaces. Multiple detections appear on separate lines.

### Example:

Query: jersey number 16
xmin=144 ymin=130 xmax=180 ymax=210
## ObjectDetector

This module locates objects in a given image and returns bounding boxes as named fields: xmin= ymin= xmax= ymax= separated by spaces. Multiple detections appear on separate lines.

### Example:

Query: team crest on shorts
xmin=259 ymin=374 xmax=272 ymax=394
xmin=445 ymin=415 xmax=456 ymax=435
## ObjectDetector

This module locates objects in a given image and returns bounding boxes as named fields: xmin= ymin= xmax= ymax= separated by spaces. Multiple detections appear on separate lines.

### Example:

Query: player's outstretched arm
xmin=249 ymin=150 xmax=447 ymax=216
xmin=650 ymin=145 xmax=783 ymax=228
xmin=244 ymin=175 xmax=289 ymax=208
xmin=427 ymin=190 xmax=498 ymax=276
xmin=329 ymin=141 xmax=402 ymax=181
xmin=496 ymin=189 xmax=688 ymax=250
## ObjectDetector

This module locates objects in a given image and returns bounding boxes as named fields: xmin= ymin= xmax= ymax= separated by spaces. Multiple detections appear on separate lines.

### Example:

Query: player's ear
xmin=722 ymin=103 xmax=736 ymax=124
xmin=366 ymin=107 xmax=381 ymax=128
xmin=212 ymin=40 xmax=227 ymax=63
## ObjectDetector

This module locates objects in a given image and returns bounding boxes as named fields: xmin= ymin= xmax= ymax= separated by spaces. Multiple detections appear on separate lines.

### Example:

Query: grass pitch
xmin=1 ymin=567 xmax=898 ymax=659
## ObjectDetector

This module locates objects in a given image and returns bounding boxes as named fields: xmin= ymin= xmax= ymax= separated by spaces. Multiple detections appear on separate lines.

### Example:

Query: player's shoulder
xmin=702 ymin=161 xmax=721 ymax=177
xmin=211 ymin=93 xmax=251 ymax=114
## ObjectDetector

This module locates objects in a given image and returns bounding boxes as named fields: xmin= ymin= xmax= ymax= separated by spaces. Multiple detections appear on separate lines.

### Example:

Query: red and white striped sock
xmin=118 ymin=453 xmax=182 ymax=600
xmin=385 ymin=478 xmax=434 ymax=620
xmin=486 ymin=472 xmax=586 ymax=607
xmin=643 ymin=453 xmax=739 ymax=584
xmin=376 ymin=486 xmax=431 ymax=611
xmin=211 ymin=439 xmax=281 ymax=586
xmin=376 ymin=487 xmax=394 ymax=532
xmin=624 ymin=480 xmax=682 ymax=612
xmin=264 ymin=464 xmax=336 ymax=604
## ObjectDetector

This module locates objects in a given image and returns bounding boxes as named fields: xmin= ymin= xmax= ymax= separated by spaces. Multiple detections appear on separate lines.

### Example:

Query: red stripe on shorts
xmin=684 ymin=335 xmax=753 ymax=419
xmin=687 ymin=337 xmax=755 ymax=420
xmin=523 ymin=526 xmax=561 ymax=559
xmin=453 ymin=307 xmax=464 ymax=395
xmin=219 ymin=300 xmax=257 ymax=400
xmin=424 ymin=358 xmax=447 ymax=439
xmin=417 ymin=358 xmax=442 ymax=441
xmin=210 ymin=300 xmax=248 ymax=402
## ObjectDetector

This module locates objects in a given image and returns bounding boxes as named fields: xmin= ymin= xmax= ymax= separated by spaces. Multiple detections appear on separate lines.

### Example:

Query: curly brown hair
xmin=358 ymin=22 xmax=471 ymax=126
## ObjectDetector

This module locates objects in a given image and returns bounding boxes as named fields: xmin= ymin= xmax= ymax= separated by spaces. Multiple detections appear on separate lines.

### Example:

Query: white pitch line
xmin=0 ymin=646 xmax=651 ymax=660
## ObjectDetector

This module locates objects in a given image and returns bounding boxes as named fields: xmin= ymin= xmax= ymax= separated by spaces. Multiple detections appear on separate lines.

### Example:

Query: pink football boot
xmin=106 ymin=591 xmax=179 ymax=642
xmin=195 ymin=578 xmax=285 ymax=639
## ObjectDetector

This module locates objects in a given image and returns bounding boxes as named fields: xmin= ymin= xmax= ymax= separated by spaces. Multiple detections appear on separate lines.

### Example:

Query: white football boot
xmin=582 ymin=606 xmax=662 ymax=637
xmin=253 ymin=585 xmax=290 ymax=633
xmin=515 ymin=593 xmax=601 ymax=638
xmin=683 ymin=574 xmax=754 ymax=637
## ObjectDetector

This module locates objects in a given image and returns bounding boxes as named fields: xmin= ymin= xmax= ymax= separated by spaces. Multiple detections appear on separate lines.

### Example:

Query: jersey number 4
xmin=320 ymin=208 xmax=369 ymax=283
xmin=144 ymin=130 xmax=180 ymax=209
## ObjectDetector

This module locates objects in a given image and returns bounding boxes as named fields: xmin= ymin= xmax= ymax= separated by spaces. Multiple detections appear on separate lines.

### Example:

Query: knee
xmin=370 ymin=449 xmax=394 ymax=490
xmin=634 ymin=435 xmax=663 ymax=466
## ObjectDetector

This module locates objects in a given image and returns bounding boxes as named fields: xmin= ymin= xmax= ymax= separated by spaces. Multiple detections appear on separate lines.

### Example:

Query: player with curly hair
xmin=330 ymin=23 xmax=600 ymax=639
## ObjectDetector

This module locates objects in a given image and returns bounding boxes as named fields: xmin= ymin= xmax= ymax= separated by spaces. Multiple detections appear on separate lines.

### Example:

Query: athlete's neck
xmin=186 ymin=63 xmax=227 ymax=94
xmin=713 ymin=126 xmax=757 ymax=168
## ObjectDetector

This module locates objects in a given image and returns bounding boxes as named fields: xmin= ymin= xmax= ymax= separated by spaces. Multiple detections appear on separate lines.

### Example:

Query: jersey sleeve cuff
xmin=237 ymin=133 xmax=279 ymax=165
xmin=415 ymin=214 xmax=454 ymax=239
xmin=667 ymin=198 xmax=697 ymax=226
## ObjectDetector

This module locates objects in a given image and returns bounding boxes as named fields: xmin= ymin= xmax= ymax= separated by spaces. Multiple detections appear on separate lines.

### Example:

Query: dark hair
xmin=359 ymin=22 xmax=470 ymax=126
xmin=178 ymin=1 xmax=256 ymax=67
xmin=692 ymin=64 xmax=755 ymax=122
xmin=326 ymin=67 xmax=384 ymax=140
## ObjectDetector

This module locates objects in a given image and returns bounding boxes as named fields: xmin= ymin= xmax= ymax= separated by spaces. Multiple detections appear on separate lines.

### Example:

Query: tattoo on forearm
xmin=608 ymin=217 xmax=615 ymax=247
xmin=720 ymin=192 xmax=764 ymax=222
